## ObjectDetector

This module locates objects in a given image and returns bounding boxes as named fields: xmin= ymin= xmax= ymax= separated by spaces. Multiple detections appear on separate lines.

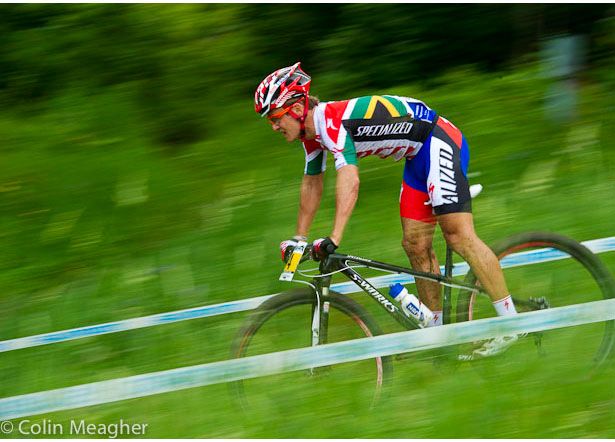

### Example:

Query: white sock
xmin=493 ymin=295 xmax=517 ymax=316
xmin=427 ymin=310 xmax=443 ymax=327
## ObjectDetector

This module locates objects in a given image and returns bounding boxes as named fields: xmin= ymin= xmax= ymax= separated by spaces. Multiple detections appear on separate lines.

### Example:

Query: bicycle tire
xmin=229 ymin=288 xmax=392 ymax=412
xmin=456 ymin=231 xmax=615 ymax=372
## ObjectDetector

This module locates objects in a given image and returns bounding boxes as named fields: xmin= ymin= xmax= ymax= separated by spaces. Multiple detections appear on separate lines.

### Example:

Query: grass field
xmin=1 ymin=63 xmax=614 ymax=438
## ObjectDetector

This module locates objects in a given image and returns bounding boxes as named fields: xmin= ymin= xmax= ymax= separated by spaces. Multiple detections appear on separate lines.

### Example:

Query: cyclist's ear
xmin=291 ymin=101 xmax=305 ymax=115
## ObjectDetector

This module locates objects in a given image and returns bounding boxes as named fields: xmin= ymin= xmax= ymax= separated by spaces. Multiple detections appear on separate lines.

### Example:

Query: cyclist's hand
xmin=280 ymin=236 xmax=308 ymax=262
xmin=312 ymin=237 xmax=338 ymax=261
xmin=280 ymin=239 xmax=297 ymax=262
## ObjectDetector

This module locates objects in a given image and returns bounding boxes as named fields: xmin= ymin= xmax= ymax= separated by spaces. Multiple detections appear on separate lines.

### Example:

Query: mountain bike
xmin=230 ymin=189 xmax=615 ymax=410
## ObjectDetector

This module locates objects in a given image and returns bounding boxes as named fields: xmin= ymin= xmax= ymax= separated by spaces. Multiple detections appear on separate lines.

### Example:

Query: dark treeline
xmin=0 ymin=4 xmax=612 ymax=145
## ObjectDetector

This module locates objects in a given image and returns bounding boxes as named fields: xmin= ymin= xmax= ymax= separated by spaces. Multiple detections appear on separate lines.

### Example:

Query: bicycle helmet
xmin=254 ymin=62 xmax=311 ymax=117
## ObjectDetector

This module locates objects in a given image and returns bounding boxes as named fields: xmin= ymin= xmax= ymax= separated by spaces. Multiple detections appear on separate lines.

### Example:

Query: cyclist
xmin=255 ymin=62 xmax=520 ymax=358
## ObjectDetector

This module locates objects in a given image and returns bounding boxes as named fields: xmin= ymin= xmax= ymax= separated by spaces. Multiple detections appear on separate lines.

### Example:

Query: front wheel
xmin=229 ymin=288 xmax=392 ymax=414
xmin=456 ymin=232 xmax=615 ymax=374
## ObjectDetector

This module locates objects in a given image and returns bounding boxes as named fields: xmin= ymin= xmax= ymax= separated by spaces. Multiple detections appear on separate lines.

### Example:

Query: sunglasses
xmin=267 ymin=106 xmax=293 ymax=124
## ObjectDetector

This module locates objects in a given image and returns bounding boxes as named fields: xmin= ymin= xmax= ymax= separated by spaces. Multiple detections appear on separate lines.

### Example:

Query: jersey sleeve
xmin=332 ymin=135 xmax=358 ymax=170
xmin=303 ymin=139 xmax=327 ymax=175
xmin=318 ymin=100 xmax=358 ymax=171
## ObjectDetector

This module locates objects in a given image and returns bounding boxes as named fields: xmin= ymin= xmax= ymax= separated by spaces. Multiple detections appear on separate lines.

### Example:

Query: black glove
xmin=312 ymin=237 xmax=338 ymax=260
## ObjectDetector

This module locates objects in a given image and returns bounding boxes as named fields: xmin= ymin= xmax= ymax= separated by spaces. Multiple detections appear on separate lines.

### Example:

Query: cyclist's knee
xmin=438 ymin=213 xmax=475 ymax=249
xmin=401 ymin=218 xmax=436 ymax=262
xmin=440 ymin=218 xmax=474 ymax=251
xmin=402 ymin=236 xmax=433 ymax=261
xmin=442 ymin=229 xmax=462 ymax=248
xmin=442 ymin=231 xmax=465 ymax=252
xmin=443 ymin=228 xmax=482 ymax=257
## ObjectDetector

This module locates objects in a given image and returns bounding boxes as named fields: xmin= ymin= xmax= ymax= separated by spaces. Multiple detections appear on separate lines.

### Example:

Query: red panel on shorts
xmin=437 ymin=118 xmax=463 ymax=148
xmin=400 ymin=182 xmax=436 ymax=224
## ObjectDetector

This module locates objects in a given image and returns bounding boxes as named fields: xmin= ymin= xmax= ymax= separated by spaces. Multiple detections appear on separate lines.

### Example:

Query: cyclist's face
xmin=268 ymin=105 xmax=301 ymax=142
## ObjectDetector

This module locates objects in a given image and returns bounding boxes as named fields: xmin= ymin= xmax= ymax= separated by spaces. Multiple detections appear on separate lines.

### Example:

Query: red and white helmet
xmin=254 ymin=62 xmax=311 ymax=117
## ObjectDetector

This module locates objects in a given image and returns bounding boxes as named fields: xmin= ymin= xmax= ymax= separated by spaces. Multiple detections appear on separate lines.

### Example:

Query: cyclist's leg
xmin=427 ymin=117 xmax=511 ymax=304
xmin=401 ymin=217 xmax=441 ymax=312
xmin=438 ymin=212 xmax=509 ymax=301
xmin=400 ymin=143 xmax=442 ymax=315
xmin=427 ymin=117 xmax=520 ymax=357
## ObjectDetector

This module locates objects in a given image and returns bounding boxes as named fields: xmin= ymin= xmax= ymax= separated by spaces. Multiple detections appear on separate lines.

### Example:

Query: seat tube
xmin=443 ymin=245 xmax=453 ymax=324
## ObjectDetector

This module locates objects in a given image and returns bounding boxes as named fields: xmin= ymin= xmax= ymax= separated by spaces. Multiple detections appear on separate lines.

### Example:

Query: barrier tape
xmin=1 ymin=298 xmax=613 ymax=420
xmin=1 ymin=236 xmax=614 ymax=353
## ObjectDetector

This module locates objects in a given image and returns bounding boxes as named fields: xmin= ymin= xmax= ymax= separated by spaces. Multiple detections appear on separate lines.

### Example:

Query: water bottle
xmin=389 ymin=283 xmax=434 ymax=327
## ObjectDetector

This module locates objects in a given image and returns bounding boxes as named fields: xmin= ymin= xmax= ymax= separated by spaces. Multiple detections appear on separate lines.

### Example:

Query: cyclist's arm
xmin=296 ymin=173 xmax=324 ymax=238
xmin=297 ymin=138 xmax=327 ymax=238
xmin=330 ymin=164 xmax=359 ymax=246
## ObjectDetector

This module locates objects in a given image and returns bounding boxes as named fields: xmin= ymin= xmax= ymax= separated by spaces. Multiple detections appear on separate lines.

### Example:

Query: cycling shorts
xmin=400 ymin=116 xmax=471 ymax=224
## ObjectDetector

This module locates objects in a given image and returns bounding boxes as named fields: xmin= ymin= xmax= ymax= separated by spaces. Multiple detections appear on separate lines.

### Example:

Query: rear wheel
xmin=456 ymin=232 xmax=615 ymax=375
xmin=230 ymin=288 xmax=392 ymax=414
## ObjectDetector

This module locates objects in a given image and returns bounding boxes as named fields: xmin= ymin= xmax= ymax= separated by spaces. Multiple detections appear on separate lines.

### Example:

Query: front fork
xmin=312 ymin=274 xmax=332 ymax=347
xmin=308 ymin=273 xmax=331 ymax=375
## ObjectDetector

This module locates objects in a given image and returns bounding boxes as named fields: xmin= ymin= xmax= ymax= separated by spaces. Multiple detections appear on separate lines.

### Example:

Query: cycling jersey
xmin=302 ymin=94 xmax=471 ymax=223
xmin=302 ymin=95 xmax=438 ymax=174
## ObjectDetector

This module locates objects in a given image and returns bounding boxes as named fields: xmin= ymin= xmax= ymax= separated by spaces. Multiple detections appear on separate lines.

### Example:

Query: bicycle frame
xmin=308 ymin=245 xmax=490 ymax=346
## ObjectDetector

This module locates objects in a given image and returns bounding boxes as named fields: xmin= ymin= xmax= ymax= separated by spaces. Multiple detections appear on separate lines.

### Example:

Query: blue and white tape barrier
xmin=1 ymin=236 xmax=614 ymax=353
xmin=0 ymin=295 xmax=273 ymax=353
xmin=1 ymin=298 xmax=613 ymax=420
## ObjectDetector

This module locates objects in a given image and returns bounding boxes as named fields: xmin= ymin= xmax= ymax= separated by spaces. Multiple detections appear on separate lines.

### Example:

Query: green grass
xmin=1 ymin=63 xmax=614 ymax=437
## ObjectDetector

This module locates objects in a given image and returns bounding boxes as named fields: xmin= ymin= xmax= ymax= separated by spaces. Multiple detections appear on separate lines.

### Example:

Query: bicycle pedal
xmin=529 ymin=296 xmax=550 ymax=310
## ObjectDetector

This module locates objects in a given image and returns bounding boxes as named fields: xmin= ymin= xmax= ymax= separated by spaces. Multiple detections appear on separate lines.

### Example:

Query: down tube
xmin=340 ymin=266 xmax=420 ymax=330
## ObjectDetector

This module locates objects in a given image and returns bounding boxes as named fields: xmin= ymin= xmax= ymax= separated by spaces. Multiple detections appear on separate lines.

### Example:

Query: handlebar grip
xmin=284 ymin=245 xmax=314 ymax=263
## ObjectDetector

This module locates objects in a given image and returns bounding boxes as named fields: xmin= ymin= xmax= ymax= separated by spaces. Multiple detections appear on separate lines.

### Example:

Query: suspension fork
xmin=307 ymin=273 xmax=332 ymax=376
xmin=312 ymin=274 xmax=332 ymax=347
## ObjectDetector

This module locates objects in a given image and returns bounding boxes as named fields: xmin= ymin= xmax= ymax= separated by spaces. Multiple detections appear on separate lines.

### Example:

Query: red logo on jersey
xmin=324 ymin=100 xmax=350 ymax=148
xmin=326 ymin=118 xmax=338 ymax=130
